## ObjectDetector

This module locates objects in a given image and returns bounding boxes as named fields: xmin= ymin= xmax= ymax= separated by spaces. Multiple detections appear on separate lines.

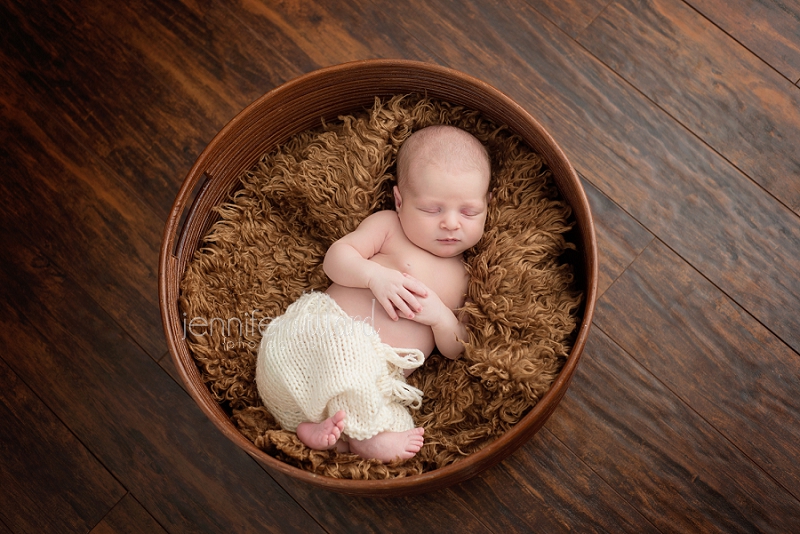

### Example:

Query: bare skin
xmin=296 ymin=410 xmax=346 ymax=449
xmin=297 ymin=127 xmax=491 ymax=463
xmin=297 ymin=410 xmax=425 ymax=462
xmin=349 ymin=427 xmax=425 ymax=463
xmin=324 ymin=211 xmax=469 ymax=358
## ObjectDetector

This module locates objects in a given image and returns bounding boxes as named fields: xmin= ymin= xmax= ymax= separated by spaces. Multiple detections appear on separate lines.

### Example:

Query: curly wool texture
xmin=180 ymin=94 xmax=583 ymax=479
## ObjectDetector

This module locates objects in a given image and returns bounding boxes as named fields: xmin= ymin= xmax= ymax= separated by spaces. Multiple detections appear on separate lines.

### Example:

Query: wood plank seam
xmin=238 ymin=463 xmax=336 ymax=534
xmin=542 ymin=426 xmax=662 ymax=532
xmin=681 ymin=0 xmax=800 ymax=86
xmin=86 ymin=492 xmax=129 ymax=533
xmin=570 ymin=0 xmax=615 ymax=39
xmin=446 ymin=485 xmax=522 ymax=533
xmin=578 ymin=171 xmax=655 ymax=298
xmin=625 ymin=235 xmax=800 ymax=364
xmin=572 ymin=32 xmax=800 ymax=220
xmin=593 ymin=237 xmax=800 ymax=510
xmin=577 ymin=0 xmax=800 ymax=216
xmin=0 ymin=81 xmax=166 ymax=361
xmin=2 ymin=219 xmax=162 ymax=364
xmin=594 ymin=321 xmax=800 ymax=507
xmin=0 ymin=350 xmax=126 ymax=531
xmin=0 ymin=349 xmax=132 ymax=498
xmin=151 ymin=355 xmax=325 ymax=527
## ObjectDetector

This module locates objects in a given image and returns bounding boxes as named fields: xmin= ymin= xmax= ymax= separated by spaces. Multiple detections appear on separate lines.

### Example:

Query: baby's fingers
xmin=378 ymin=297 xmax=400 ymax=321
xmin=402 ymin=273 xmax=429 ymax=297
xmin=390 ymin=293 xmax=417 ymax=320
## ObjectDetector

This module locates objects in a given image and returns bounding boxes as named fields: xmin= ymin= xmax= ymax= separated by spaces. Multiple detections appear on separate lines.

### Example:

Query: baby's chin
xmin=425 ymin=243 xmax=469 ymax=258
xmin=431 ymin=251 xmax=464 ymax=258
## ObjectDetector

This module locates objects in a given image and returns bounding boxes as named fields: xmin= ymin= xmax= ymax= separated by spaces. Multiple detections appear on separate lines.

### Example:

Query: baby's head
xmin=393 ymin=125 xmax=491 ymax=258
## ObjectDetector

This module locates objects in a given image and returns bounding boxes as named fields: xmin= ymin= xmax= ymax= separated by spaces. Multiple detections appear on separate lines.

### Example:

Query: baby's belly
xmin=325 ymin=283 xmax=436 ymax=356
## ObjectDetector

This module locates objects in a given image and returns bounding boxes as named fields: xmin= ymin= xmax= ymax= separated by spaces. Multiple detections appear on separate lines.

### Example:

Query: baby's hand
xmin=408 ymin=283 xmax=466 ymax=360
xmin=369 ymin=269 xmax=428 ymax=321
xmin=406 ymin=286 xmax=452 ymax=328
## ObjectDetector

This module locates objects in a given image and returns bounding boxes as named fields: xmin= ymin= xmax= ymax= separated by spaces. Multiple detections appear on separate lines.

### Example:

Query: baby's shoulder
xmin=359 ymin=210 xmax=403 ymax=238
xmin=363 ymin=209 xmax=401 ymax=226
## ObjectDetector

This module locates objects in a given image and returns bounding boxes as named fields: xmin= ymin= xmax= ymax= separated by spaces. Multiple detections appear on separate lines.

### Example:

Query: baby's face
xmin=394 ymin=159 xmax=490 ymax=258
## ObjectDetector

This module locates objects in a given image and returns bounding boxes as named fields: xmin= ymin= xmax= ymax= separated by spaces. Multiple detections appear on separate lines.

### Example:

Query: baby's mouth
xmin=438 ymin=237 xmax=459 ymax=243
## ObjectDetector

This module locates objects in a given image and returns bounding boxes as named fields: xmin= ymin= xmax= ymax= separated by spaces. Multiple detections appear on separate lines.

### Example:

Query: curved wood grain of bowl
xmin=159 ymin=59 xmax=598 ymax=497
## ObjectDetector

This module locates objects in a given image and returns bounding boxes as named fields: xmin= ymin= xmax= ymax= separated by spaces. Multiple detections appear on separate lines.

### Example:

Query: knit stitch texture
xmin=180 ymin=94 xmax=583 ymax=479
xmin=256 ymin=292 xmax=424 ymax=440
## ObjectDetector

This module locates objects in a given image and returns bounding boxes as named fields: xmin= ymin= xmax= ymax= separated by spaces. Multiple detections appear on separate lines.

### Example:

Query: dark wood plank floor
xmin=2 ymin=0 xmax=798 ymax=532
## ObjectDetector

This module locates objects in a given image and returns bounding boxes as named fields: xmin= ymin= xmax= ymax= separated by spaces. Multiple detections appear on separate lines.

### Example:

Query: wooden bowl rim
xmin=159 ymin=58 xmax=598 ymax=497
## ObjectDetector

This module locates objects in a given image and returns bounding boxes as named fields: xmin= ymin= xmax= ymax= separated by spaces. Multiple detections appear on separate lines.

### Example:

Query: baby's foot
xmin=296 ymin=410 xmax=346 ymax=450
xmin=349 ymin=427 xmax=425 ymax=463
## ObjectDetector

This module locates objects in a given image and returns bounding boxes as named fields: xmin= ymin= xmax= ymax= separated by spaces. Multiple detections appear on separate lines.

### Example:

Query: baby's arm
xmin=431 ymin=311 xmax=468 ymax=360
xmin=405 ymin=275 xmax=467 ymax=360
xmin=323 ymin=211 xmax=428 ymax=321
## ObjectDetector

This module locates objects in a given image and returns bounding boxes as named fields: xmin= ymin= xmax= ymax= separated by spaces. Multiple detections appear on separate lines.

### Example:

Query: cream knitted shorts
xmin=255 ymin=292 xmax=425 ymax=441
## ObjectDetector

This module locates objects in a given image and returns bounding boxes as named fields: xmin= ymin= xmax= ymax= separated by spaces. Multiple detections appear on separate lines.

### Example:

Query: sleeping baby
xmin=256 ymin=124 xmax=491 ymax=462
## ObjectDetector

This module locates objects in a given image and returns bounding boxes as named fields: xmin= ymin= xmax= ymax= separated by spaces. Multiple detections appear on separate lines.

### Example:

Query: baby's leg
xmin=296 ymin=410 xmax=346 ymax=450
xmin=348 ymin=427 xmax=424 ymax=463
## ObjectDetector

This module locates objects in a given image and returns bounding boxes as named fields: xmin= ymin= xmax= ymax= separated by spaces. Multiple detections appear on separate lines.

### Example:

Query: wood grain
xmin=0 ymin=234 xmax=324 ymax=533
xmin=0 ymin=358 xmax=124 ymax=533
xmin=370 ymin=0 xmax=800 ymax=355
xmin=0 ymin=83 xmax=166 ymax=360
xmin=528 ymin=0 xmax=612 ymax=37
xmin=89 ymin=494 xmax=167 ymax=534
xmin=579 ymin=0 xmax=800 ymax=215
xmin=548 ymin=327 xmax=800 ymax=532
xmin=582 ymin=176 xmax=653 ymax=297
xmin=0 ymin=0 xmax=288 ymax=220
xmin=267 ymin=469 xmax=493 ymax=534
xmin=76 ymin=0 xmax=309 ymax=125
xmin=2 ymin=0 xmax=799 ymax=528
xmin=451 ymin=429 xmax=657 ymax=533
xmin=687 ymin=0 xmax=800 ymax=83
xmin=595 ymin=238 xmax=800 ymax=502
xmin=246 ymin=0 xmax=651 ymax=303
xmin=232 ymin=0 xmax=438 ymax=67
xmin=157 ymin=351 xmax=190 ymax=396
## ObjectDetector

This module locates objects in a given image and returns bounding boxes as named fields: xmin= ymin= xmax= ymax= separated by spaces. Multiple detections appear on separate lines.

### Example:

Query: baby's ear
xmin=393 ymin=185 xmax=403 ymax=210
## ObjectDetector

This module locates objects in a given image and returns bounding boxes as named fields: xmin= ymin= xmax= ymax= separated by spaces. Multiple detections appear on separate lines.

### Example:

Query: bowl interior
xmin=159 ymin=59 xmax=597 ymax=497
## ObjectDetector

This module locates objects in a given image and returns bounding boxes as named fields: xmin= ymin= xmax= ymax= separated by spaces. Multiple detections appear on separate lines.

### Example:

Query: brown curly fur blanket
xmin=179 ymin=94 xmax=583 ymax=479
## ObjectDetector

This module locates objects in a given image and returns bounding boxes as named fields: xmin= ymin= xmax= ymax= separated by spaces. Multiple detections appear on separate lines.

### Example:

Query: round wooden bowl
xmin=159 ymin=59 xmax=598 ymax=497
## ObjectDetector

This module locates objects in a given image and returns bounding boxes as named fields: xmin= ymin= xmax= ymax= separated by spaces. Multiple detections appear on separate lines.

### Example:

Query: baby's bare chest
xmin=371 ymin=243 xmax=468 ymax=310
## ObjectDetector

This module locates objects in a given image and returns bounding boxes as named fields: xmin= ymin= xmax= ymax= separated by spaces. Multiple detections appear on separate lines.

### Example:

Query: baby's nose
xmin=441 ymin=212 xmax=460 ymax=230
